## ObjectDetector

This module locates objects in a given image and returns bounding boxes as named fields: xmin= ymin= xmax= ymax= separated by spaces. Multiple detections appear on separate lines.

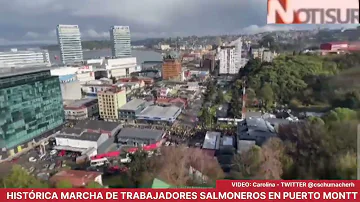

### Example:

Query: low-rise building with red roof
xmin=49 ymin=170 xmax=103 ymax=188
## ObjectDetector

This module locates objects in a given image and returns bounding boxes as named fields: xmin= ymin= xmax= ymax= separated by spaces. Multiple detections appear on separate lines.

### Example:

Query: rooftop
xmin=237 ymin=117 xmax=277 ymax=145
xmin=245 ymin=112 xmax=263 ymax=118
xmin=74 ymin=120 xmax=120 ymax=132
xmin=120 ymin=99 xmax=146 ymax=111
xmin=202 ymin=131 xmax=221 ymax=150
xmin=98 ymin=87 xmax=125 ymax=94
xmin=57 ymin=129 xmax=102 ymax=142
xmin=49 ymin=170 xmax=102 ymax=188
xmin=0 ymin=66 xmax=51 ymax=79
xmin=137 ymin=105 xmax=181 ymax=119
xmin=64 ymin=98 xmax=98 ymax=109
xmin=117 ymin=128 xmax=164 ymax=141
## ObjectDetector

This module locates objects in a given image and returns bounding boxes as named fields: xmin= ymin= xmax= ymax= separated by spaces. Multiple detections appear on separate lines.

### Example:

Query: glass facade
xmin=56 ymin=24 xmax=83 ymax=65
xmin=0 ymin=70 xmax=64 ymax=149
xmin=110 ymin=26 xmax=131 ymax=58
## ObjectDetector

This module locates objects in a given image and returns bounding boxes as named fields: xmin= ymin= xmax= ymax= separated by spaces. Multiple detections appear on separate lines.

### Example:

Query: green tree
xmin=323 ymin=108 xmax=357 ymax=123
xmin=127 ymin=150 xmax=157 ymax=187
xmin=246 ymin=88 xmax=256 ymax=105
xmin=215 ymin=90 xmax=225 ymax=105
xmin=85 ymin=182 xmax=103 ymax=188
xmin=1 ymin=165 xmax=48 ymax=188
xmin=56 ymin=180 xmax=73 ymax=188
xmin=334 ymin=152 xmax=357 ymax=180
xmin=199 ymin=107 xmax=213 ymax=127
xmin=258 ymin=83 xmax=274 ymax=109
xmin=306 ymin=116 xmax=325 ymax=125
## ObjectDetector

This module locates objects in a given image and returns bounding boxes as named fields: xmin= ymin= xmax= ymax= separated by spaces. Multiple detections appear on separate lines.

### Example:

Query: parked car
xmin=49 ymin=163 xmax=56 ymax=170
xmin=50 ymin=150 xmax=57 ymax=156
xmin=28 ymin=157 xmax=37 ymax=162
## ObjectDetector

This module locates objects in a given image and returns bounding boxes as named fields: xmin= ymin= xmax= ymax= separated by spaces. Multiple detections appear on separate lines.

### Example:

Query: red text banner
xmin=3 ymin=180 xmax=359 ymax=202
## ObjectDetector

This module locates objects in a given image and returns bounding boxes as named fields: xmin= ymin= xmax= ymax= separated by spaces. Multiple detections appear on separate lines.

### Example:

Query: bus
xmin=90 ymin=157 xmax=109 ymax=167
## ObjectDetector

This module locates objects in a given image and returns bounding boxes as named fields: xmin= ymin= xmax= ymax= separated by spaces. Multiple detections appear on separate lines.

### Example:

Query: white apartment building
xmin=252 ymin=47 xmax=278 ymax=62
xmin=0 ymin=49 xmax=50 ymax=68
xmin=56 ymin=24 xmax=83 ymax=65
xmin=231 ymin=38 xmax=242 ymax=69
xmin=110 ymin=26 xmax=131 ymax=58
xmin=100 ymin=57 xmax=137 ymax=78
xmin=219 ymin=46 xmax=236 ymax=74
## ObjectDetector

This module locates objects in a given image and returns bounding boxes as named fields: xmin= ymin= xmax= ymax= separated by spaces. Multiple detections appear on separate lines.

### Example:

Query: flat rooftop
xmin=57 ymin=131 xmax=102 ymax=142
xmin=202 ymin=131 xmax=221 ymax=150
xmin=137 ymin=105 xmax=181 ymax=119
xmin=117 ymin=128 xmax=164 ymax=141
xmin=0 ymin=66 xmax=51 ymax=79
xmin=120 ymin=99 xmax=146 ymax=111
xmin=74 ymin=120 xmax=120 ymax=132
xmin=64 ymin=98 xmax=98 ymax=109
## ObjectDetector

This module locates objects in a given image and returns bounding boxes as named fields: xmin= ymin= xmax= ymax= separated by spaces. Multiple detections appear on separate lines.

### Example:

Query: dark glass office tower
xmin=0 ymin=68 xmax=64 ymax=153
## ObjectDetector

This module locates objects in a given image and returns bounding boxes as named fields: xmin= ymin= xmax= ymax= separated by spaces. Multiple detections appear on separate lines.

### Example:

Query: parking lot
xmin=3 ymin=145 xmax=80 ymax=179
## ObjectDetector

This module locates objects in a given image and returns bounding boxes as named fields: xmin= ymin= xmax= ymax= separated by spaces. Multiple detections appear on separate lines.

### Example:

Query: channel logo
xmin=267 ymin=0 xmax=360 ymax=24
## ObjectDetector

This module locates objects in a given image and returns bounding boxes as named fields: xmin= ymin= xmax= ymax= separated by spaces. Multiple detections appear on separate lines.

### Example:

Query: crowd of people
xmin=122 ymin=121 xmax=237 ymax=146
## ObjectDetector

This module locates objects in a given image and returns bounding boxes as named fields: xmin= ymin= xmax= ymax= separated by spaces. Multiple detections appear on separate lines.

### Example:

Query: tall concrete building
xmin=98 ymin=87 xmax=127 ymax=121
xmin=219 ymin=46 xmax=236 ymax=75
xmin=0 ymin=67 xmax=64 ymax=156
xmin=110 ymin=26 xmax=131 ymax=58
xmin=56 ymin=24 xmax=83 ymax=65
xmin=229 ymin=37 xmax=248 ymax=72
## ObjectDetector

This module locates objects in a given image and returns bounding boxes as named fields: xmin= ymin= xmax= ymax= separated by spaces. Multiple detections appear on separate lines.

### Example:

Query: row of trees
xmin=230 ymin=107 xmax=358 ymax=180
xmin=107 ymin=146 xmax=224 ymax=188
xmin=240 ymin=53 xmax=360 ymax=110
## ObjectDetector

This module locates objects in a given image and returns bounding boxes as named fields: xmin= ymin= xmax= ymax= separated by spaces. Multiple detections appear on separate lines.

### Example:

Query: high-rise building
xmin=162 ymin=52 xmax=182 ymax=80
xmin=56 ymin=24 xmax=83 ymax=65
xmin=0 ymin=67 xmax=64 ymax=155
xmin=229 ymin=37 xmax=245 ymax=72
xmin=219 ymin=46 xmax=236 ymax=74
xmin=110 ymin=26 xmax=131 ymax=58
xmin=98 ymin=87 xmax=127 ymax=121
xmin=0 ymin=49 xmax=50 ymax=68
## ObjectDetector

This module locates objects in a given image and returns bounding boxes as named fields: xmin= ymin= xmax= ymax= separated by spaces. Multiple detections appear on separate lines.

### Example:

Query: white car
xmin=28 ymin=157 xmax=37 ymax=162
xmin=50 ymin=150 xmax=57 ymax=156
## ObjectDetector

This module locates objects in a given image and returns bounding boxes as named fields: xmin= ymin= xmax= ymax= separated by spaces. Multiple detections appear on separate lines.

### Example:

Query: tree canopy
xmin=0 ymin=165 xmax=48 ymax=188
xmin=239 ymin=53 xmax=360 ymax=109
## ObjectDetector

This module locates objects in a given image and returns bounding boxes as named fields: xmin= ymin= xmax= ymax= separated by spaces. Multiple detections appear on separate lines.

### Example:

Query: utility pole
xmin=241 ymin=81 xmax=247 ymax=119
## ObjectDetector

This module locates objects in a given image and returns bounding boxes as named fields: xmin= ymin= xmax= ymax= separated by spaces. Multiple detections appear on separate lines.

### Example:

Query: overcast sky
xmin=0 ymin=0 xmax=352 ymax=45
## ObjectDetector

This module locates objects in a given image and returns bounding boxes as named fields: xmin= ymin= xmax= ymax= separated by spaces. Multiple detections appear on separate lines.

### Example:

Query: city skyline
xmin=0 ymin=0 xmax=351 ymax=46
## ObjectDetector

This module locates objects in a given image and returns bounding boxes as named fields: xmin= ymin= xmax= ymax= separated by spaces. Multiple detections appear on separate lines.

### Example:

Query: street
xmin=176 ymin=95 xmax=203 ymax=127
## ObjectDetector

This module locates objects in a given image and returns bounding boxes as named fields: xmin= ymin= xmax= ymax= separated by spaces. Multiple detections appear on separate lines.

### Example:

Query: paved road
xmin=177 ymin=96 xmax=203 ymax=127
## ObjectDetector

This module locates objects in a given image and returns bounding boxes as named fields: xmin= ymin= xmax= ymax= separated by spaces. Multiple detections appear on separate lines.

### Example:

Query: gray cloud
xmin=0 ymin=0 xmax=311 ymax=45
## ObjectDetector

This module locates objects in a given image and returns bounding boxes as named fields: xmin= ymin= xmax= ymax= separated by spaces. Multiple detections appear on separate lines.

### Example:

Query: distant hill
xmin=42 ymin=40 xmax=112 ymax=51
xmin=42 ymin=39 xmax=163 ymax=51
